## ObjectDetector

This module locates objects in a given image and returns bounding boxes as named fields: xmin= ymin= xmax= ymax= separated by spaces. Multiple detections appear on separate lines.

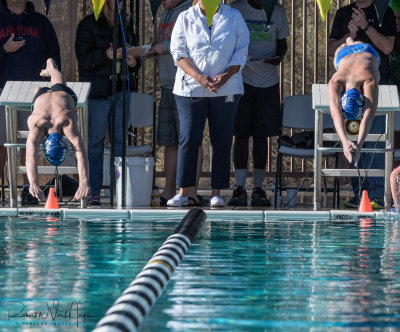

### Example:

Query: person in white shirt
xmin=167 ymin=0 xmax=249 ymax=207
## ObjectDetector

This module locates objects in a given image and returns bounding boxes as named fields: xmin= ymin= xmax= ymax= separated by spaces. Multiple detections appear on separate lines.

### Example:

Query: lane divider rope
xmin=93 ymin=208 xmax=207 ymax=332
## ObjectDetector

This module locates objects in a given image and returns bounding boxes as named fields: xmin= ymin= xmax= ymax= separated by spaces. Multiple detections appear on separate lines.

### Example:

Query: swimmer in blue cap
xmin=328 ymin=37 xmax=380 ymax=167
xmin=26 ymin=58 xmax=89 ymax=201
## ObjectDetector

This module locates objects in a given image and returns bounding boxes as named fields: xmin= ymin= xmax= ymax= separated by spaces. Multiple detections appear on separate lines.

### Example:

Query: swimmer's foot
xmin=40 ymin=58 xmax=58 ymax=77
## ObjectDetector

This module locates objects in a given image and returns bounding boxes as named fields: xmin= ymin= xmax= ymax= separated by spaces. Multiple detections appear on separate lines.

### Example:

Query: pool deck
xmin=0 ymin=188 xmax=396 ymax=221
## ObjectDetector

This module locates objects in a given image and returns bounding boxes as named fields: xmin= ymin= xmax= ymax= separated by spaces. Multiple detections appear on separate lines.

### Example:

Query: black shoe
xmin=21 ymin=185 xmax=39 ymax=205
xmin=251 ymin=187 xmax=271 ymax=207
xmin=88 ymin=194 xmax=101 ymax=206
xmin=228 ymin=186 xmax=247 ymax=206
xmin=197 ymin=194 xmax=209 ymax=206
xmin=160 ymin=196 xmax=168 ymax=206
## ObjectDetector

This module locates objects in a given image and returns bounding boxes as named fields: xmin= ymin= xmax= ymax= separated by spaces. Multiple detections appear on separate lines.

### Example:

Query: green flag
xmin=92 ymin=0 xmax=106 ymax=20
xmin=316 ymin=0 xmax=332 ymax=21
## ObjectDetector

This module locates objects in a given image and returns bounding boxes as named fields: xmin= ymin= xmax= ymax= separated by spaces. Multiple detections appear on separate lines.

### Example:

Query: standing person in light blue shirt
xmin=167 ymin=0 xmax=249 ymax=207
xmin=229 ymin=0 xmax=289 ymax=207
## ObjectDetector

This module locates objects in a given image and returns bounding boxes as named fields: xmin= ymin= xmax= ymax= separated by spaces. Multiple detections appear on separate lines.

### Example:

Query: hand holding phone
xmin=3 ymin=33 xmax=25 ymax=53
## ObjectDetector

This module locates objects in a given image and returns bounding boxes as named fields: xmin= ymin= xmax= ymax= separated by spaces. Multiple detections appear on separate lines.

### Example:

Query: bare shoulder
xmin=62 ymin=112 xmax=80 ymax=136
xmin=27 ymin=113 xmax=40 ymax=130
xmin=329 ymin=72 xmax=345 ymax=85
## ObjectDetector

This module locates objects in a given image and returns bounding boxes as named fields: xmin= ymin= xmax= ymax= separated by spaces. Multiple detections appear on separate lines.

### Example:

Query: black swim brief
xmin=32 ymin=83 xmax=78 ymax=111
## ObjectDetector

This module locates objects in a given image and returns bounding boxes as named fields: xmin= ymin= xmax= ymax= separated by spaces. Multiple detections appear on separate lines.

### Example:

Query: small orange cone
xmin=45 ymin=187 xmax=59 ymax=209
xmin=358 ymin=190 xmax=373 ymax=212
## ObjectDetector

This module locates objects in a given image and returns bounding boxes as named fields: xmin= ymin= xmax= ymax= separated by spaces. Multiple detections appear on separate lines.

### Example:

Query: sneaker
xmin=210 ymin=195 xmax=226 ymax=207
xmin=344 ymin=196 xmax=359 ymax=209
xmin=167 ymin=194 xmax=188 ymax=207
xmin=251 ymin=187 xmax=271 ymax=207
xmin=370 ymin=200 xmax=383 ymax=210
xmin=227 ymin=186 xmax=247 ymax=206
xmin=88 ymin=194 xmax=101 ymax=206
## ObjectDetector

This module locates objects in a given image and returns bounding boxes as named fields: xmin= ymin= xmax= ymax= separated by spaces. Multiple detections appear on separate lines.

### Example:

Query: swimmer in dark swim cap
xmin=26 ymin=58 xmax=89 ymax=201
xmin=328 ymin=37 xmax=380 ymax=166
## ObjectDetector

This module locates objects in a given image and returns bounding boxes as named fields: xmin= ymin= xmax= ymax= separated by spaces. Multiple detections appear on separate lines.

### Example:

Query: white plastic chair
xmin=274 ymin=94 xmax=339 ymax=208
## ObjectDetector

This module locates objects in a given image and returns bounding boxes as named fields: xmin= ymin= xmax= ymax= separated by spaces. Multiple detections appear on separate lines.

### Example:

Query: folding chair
xmin=274 ymin=94 xmax=339 ymax=208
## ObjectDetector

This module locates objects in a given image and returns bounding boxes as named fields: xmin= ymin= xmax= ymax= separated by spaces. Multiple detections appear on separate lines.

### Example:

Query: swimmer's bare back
xmin=28 ymin=91 xmax=76 ymax=134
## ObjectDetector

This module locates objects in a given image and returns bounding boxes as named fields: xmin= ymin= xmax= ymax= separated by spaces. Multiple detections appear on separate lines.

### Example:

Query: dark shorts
xmin=156 ymin=87 xmax=180 ymax=146
xmin=234 ymin=83 xmax=281 ymax=137
xmin=32 ymin=83 xmax=77 ymax=110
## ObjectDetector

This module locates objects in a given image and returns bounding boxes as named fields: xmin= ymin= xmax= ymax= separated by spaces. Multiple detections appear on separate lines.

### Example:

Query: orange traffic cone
xmin=45 ymin=187 xmax=59 ymax=209
xmin=358 ymin=190 xmax=373 ymax=212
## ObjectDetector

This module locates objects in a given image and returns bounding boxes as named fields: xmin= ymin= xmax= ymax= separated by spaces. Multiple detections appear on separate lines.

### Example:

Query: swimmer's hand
xmin=73 ymin=183 xmax=90 ymax=201
xmin=29 ymin=183 xmax=44 ymax=202
xmin=343 ymin=140 xmax=358 ymax=165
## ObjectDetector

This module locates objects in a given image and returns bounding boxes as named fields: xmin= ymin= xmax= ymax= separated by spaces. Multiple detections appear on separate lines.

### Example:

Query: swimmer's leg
xmin=40 ymin=58 xmax=66 ymax=86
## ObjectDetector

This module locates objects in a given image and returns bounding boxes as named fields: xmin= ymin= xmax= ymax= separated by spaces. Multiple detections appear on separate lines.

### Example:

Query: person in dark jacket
xmin=75 ymin=0 xmax=141 ymax=206
xmin=0 ymin=0 xmax=60 ymax=196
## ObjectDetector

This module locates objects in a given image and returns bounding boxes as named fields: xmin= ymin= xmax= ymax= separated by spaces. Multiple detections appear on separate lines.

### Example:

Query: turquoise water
xmin=0 ymin=216 xmax=174 ymax=331
xmin=1 ymin=216 xmax=400 ymax=331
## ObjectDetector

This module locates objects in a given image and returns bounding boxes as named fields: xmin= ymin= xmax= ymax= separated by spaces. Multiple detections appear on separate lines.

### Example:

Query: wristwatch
xmin=362 ymin=23 xmax=370 ymax=32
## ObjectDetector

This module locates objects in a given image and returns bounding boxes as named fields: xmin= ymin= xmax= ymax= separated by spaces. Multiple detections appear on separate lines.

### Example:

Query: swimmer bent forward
xmin=328 ymin=37 xmax=380 ymax=166
xmin=26 ymin=58 xmax=90 ymax=201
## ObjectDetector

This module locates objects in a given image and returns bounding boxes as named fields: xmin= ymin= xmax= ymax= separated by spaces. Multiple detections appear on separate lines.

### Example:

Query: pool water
xmin=1 ymin=216 xmax=400 ymax=331
xmin=0 ymin=216 xmax=174 ymax=331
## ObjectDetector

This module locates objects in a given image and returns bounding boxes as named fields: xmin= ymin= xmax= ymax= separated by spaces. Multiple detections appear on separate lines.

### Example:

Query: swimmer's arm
xmin=328 ymin=78 xmax=348 ymax=144
xmin=26 ymin=125 xmax=45 ymax=201
xmin=357 ymin=80 xmax=378 ymax=148
xmin=63 ymin=121 xmax=90 ymax=201
xmin=329 ymin=78 xmax=357 ymax=164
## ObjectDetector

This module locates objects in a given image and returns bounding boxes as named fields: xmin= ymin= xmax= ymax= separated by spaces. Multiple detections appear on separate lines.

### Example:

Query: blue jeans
xmin=350 ymin=114 xmax=385 ymax=202
xmin=175 ymin=95 xmax=240 ymax=189
xmin=88 ymin=92 xmax=129 ymax=195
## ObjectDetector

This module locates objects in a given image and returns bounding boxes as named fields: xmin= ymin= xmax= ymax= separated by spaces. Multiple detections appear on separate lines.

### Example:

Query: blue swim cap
xmin=43 ymin=133 xmax=68 ymax=166
xmin=341 ymin=89 xmax=365 ymax=121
